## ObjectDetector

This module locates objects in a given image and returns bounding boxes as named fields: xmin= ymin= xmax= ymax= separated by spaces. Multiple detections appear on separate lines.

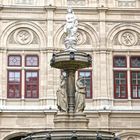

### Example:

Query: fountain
xmin=51 ymin=7 xmax=91 ymax=129
xmin=22 ymin=7 xmax=120 ymax=140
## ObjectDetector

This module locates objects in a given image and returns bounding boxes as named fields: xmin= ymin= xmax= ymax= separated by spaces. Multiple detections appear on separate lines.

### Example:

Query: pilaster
xmin=40 ymin=51 xmax=47 ymax=99
xmin=45 ymin=7 xmax=57 ymax=106
xmin=98 ymin=50 xmax=112 ymax=108
xmin=98 ymin=7 xmax=107 ymax=49
xmin=2 ymin=50 xmax=7 ymax=99
xmin=96 ymin=7 xmax=111 ymax=108
xmin=0 ymin=51 xmax=3 ymax=99
xmin=46 ymin=6 xmax=56 ymax=49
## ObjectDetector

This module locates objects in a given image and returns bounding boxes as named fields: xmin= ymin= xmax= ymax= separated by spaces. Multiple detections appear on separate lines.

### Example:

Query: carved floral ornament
xmin=14 ymin=29 xmax=33 ymax=45
xmin=118 ymin=30 xmax=138 ymax=46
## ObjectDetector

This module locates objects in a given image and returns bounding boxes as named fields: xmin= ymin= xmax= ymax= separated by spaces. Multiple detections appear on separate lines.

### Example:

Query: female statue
xmin=75 ymin=77 xmax=86 ymax=112
xmin=64 ymin=7 xmax=78 ymax=51
xmin=56 ymin=74 xmax=68 ymax=112
xmin=64 ymin=7 xmax=78 ymax=38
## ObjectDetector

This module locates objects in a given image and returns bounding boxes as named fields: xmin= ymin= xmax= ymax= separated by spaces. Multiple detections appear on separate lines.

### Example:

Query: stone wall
xmin=0 ymin=0 xmax=140 ymax=140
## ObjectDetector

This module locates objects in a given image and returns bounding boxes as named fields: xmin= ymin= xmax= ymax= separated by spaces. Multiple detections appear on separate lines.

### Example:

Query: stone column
xmin=46 ymin=6 xmax=55 ymax=49
xmin=66 ymin=70 xmax=76 ymax=113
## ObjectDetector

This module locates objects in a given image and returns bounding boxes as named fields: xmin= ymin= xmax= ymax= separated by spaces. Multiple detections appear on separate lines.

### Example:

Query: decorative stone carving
xmin=76 ymin=31 xmax=86 ymax=45
xmin=118 ymin=30 xmax=137 ymax=46
xmin=56 ymin=74 xmax=68 ymax=112
xmin=14 ymin=29 xmax=33 ymax=45
xmin=64 ymin=7 xmax=78 ymax=51
xmin=8 ymin=27 xmax=39 ymax=45
xmin=9 ymin=32 xmax=17 ymax=44
xmin=118 ymin=1 xmax=136 ymax=7
xmin=75 ymin=77 xmax=86 ymax=112
xmin=67 ymin=0 xmax=86 ymax=6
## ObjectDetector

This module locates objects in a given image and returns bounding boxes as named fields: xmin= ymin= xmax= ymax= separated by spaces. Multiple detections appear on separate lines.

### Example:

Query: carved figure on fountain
xmin=75 ymin=77 xmax=86 ymax=112
xmin=64 ymin=7 xmax=78 ymax=51
xmin=56 ymin=74 xmax=68 ymax=112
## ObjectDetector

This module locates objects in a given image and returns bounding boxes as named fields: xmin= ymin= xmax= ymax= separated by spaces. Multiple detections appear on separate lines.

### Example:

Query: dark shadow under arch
xmin=3 ymin=132 xmax=27 ymax=140
xmin=9 ymin=135 xmax=25 ymax=140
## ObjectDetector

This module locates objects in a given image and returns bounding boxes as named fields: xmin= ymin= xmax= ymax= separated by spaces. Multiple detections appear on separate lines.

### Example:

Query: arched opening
xmin=2 ymin=132 xmax=27 ymax=140
xmin=0 ymin=21 xmax=47 ymax=49
xmin=53 ymin=23 xmax=99 ymax=49
xmin=8 ymin=135 xmax=25 ymax=140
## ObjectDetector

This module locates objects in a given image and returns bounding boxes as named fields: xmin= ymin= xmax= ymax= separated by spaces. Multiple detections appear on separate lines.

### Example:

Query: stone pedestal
xmin=54 ymin=112 xmax=89 ymax=129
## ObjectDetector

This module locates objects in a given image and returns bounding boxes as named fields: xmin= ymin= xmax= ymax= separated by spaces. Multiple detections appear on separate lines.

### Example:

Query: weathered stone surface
xmin=1 ymin=1 xmax=140 ymax=140
xmin=54 ymin=112 xmax=89 ymax=129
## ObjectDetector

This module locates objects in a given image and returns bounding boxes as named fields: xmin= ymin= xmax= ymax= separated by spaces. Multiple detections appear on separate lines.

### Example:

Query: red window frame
xmin=114 ymin=71 xmax=128 ymax=99
xmin=113 ymin=56 xmax=127 ymax=68
xmin=8 ymin=55 xmax=22 ymax=67
xmin=25 ymin=55 xmax=39 ymax=67
xmin=78 ymin=70 xmax=92 ymax=99
xmin=25 ymin=70 xmax=39 ymax=98
xmin=7 ymin=70 xmax=21 ymax=98
xmin=130 ymin=56 xmax=140 ymax=68
xmin=130 ymin=71 xmax=140 ymax=99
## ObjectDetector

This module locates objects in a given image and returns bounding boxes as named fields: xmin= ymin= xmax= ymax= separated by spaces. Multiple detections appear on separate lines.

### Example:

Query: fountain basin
xmin=50 ymin=51 xmax=92 ymax=70
xmin=22 ymin=129 xmax=115 ymax=140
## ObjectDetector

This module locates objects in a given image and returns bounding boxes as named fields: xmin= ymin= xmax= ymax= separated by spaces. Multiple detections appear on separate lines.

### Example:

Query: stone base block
xmin=54 ymin=112 xmax=89 ymax=129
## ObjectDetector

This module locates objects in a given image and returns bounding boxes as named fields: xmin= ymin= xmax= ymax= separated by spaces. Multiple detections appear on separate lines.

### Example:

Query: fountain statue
xmin=22 ymin=7 xmax=120 ymax=140
xmin=56 ymin=74 xmax=67 ymax=112
xmin=75 ymin=77 xmax=86 ymax=112
xmin=64 ymin=7 xmax=78 ymax=52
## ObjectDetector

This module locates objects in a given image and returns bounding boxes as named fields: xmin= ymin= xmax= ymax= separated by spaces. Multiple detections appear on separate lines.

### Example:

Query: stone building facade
xmin=0 ymin=0 xmax=140 ymax=140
